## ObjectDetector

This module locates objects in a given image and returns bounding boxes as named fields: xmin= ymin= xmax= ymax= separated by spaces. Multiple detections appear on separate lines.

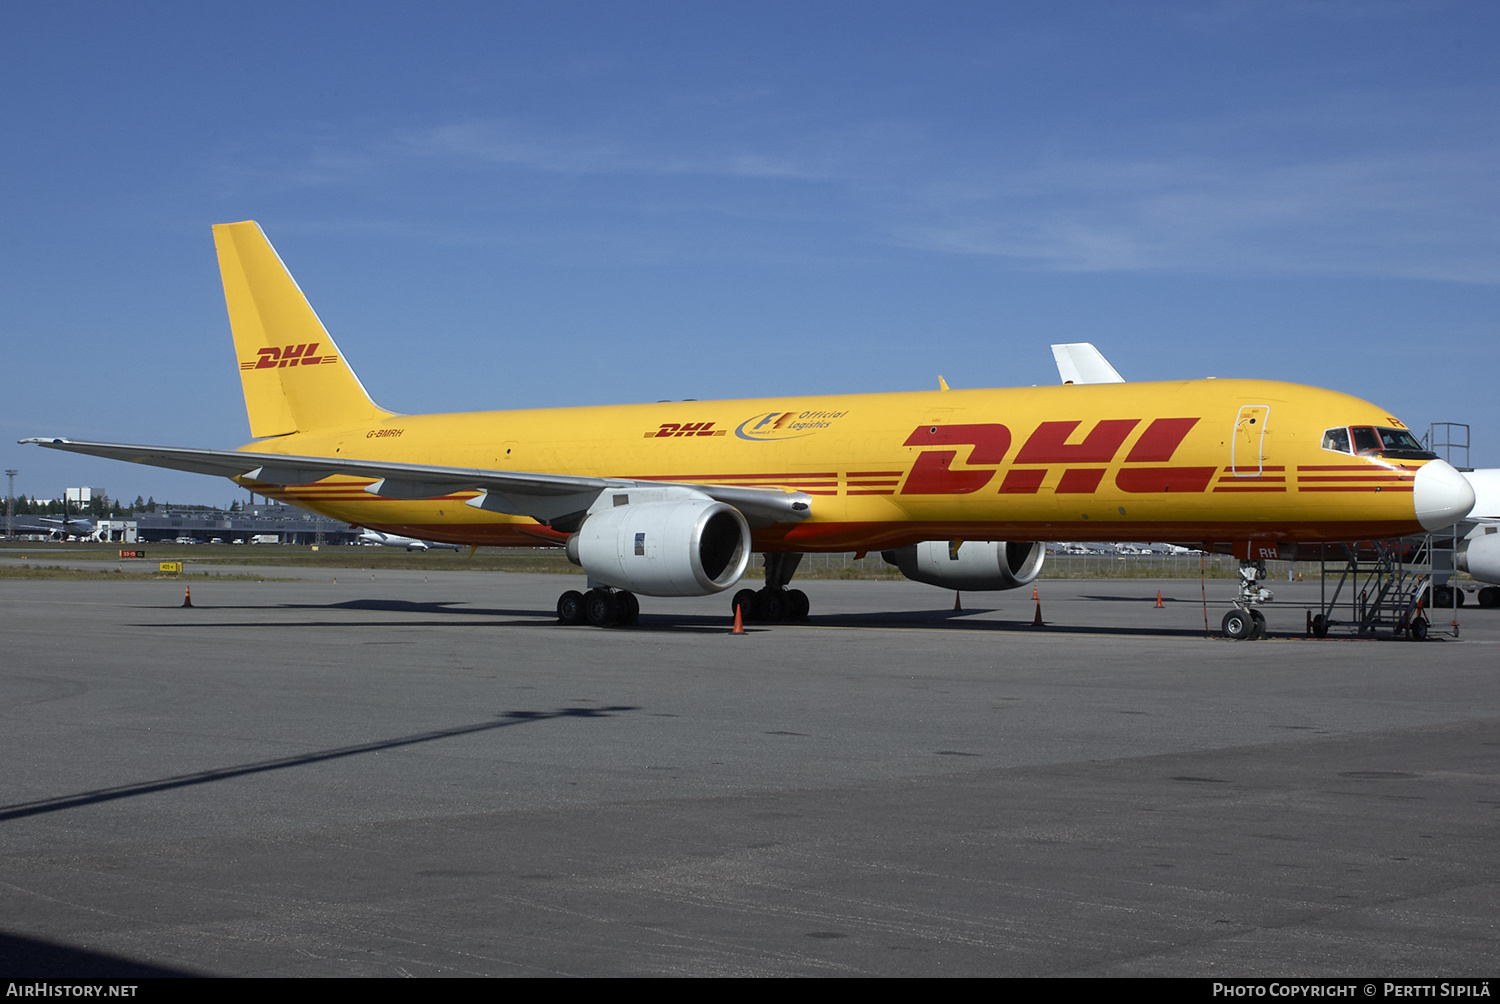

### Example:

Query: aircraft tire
xmin=1249 ymin=608 xmax=1266 ymax=639
xmin=760 ymin=588 xmax=788 ymax=622
xmin=1431 ymin=585 xmax=1462 ymax=608
xmin=787 ymin=588 xmax=810 ymax=621
xmin=1222 ymin=609 xmax=1254 ymax=640
xmin=585 ymin=588 xmax=619 ymax=628
xmin=618 ymin=590 xmax=640 ymax=625
xmin=1478 ymin=587 xmax=1499 ymax=609
xmin=732 ymin=588 xmax=758 ymax=622
xmin=557 ymin=590 xmax=586 ymax=625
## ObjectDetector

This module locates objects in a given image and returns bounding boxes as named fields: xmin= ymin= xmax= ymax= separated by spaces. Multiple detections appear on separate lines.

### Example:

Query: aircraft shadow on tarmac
xmin=0 ymin=705 xmax=638 ymax=824
xmin=0 ymin=931 xmax=203 ymax=978
xmin=134 ymin=594 xmax=1233 ymax=637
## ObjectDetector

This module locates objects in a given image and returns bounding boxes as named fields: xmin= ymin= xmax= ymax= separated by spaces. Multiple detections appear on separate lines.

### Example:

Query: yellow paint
xmin=214 ymin=221 xmax=1438 ymax=552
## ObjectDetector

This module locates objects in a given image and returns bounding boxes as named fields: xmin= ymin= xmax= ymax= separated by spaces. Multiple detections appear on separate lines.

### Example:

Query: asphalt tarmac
xmin=1 ymin=570 xmax=1496 ymax=976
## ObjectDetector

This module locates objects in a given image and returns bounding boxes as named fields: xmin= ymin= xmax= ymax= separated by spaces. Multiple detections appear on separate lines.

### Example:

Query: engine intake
xmin=881 ymin=540 xmax=1045 ymax=591
xmin=567 ymin=499 xmax=751 ymax=596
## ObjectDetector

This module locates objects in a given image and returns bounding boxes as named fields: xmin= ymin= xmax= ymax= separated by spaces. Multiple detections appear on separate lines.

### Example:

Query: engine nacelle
xmin=1457 ymin=532 xmax=1500 ymax=585
xmin=567 ymin=499 xmax=751 ymax=596
xmin=881 ymin=540 xmax=1045 ymax=591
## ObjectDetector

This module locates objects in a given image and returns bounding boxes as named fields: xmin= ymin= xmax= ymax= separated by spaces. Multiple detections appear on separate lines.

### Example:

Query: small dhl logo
xmin=645 ymin=422 xmax=727 ymax=438
xmin=240 ymin=343 xmax=338 ymax=371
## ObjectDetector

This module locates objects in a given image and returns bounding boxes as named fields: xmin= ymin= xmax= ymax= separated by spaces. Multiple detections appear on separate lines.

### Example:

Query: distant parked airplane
xmin=356 ymin=528 xmax=462 ymax=552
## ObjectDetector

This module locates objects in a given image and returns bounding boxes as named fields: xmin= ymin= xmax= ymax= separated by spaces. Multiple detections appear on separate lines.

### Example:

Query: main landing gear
xmin=557 ymin=587 xmax=639 ymax=627
xmin=1223 ymin=559 xmax=1273 ymax=641
xmin=731 ymin=553 xmax=810 ymax=623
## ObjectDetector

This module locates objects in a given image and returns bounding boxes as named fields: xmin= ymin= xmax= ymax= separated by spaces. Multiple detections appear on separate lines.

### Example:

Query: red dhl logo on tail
xmin=900 ymin=418 xmax=1215 ymax=495
xmin=240 ymin=343 xmax=335 ymax=371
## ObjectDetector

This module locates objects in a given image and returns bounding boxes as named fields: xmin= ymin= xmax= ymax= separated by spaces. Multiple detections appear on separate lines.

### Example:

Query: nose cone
xmin=1414 ymin=460 xmax=1476 ymax=531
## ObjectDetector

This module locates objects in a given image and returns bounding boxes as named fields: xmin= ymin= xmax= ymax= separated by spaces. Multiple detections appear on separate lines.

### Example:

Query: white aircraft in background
xmin=7 ymin=515 xmax=99 ymax=540
xmin=1444 ymin=469 xmax=1500 ymax=608
xmin=356 ymin=529 xmax=463 ymax=552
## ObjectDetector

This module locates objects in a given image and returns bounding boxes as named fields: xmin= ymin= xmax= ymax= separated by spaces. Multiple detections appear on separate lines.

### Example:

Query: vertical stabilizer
xmin=1051 ymin=343 xmax=1125 ymax=385
xmin=215 ymin=221 xmax=392 ymax=438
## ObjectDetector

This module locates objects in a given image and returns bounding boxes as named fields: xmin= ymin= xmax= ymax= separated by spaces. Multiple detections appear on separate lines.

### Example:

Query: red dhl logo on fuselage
xmin=239 ymin=343 xmax=338 ymax=370
xmin=900 ymin=418 xmax=1217 ymax=495
xmin=645 ymin=422 xmax=728 ymax=438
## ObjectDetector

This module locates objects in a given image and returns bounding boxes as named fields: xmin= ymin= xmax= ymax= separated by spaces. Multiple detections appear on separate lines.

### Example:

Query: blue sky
xmin=3 ymin=1 xmax=1498 ymax=505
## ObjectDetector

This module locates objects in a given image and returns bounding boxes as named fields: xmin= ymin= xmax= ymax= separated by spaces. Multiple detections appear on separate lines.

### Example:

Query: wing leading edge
xmin=19 ymin=438 xmax=813 ymax=531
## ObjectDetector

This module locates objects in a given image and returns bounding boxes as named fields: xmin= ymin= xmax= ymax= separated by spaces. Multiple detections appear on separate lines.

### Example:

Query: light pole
xmin=4 ymin=470 xmax=16 ymax=540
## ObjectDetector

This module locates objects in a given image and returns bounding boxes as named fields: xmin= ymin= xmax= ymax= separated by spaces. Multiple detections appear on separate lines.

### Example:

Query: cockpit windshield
xmin=1375 ymin=427 xmax=1425 ymax=452
xmin=1321 ymin=425 xmax=1436 ymax=460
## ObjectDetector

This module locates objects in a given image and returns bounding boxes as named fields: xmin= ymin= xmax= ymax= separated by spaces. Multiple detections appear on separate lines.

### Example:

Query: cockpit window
xmin=1376 ymin=427 xmax=1424 ymax=452
xmin=1351 ymin=427 xmax=1381 ymax=454
xmin=1322 ymin=427 xmax=1351 ymax=453
xmin=1323 ymin=424 xmax=1437 ymax=460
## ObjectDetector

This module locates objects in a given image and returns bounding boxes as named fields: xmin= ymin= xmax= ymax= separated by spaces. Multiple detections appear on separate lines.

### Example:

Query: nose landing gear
xmin=1224 ymin=559 xmax=1273 ymax=640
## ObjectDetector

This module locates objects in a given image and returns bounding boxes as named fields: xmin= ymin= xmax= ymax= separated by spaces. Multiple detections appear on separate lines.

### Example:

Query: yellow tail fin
xmin=215 ymin=221 xmax=393 ymax=438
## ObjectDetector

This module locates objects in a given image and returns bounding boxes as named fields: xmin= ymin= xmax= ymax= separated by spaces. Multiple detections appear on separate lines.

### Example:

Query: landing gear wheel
xmin=1311 ymin=613 xmax=1328 ymax=639
xmin=1411 ymin=618 xmax=1429 ymax=641
xmin=585 ymin=588 xmax=620 ymax=627
xmin=1248 ymin=608 xmax=1266 ymax=639
xmin=759 ymin=588 xmax=787 ymax=621
xmin=1431 ymin=585 xmax=1462 ymax=607
xmin=787 ymin=588 xmax=810 ymax=621
xmin=557 ymin=590 xmax=586 ymax=625
xmin=1478 ymin=587 xmax=1499 ymax=609
xmin=1222 ymin=608 xmax=1254 ymax=640
xmin=617 ymin=590 xmax=640 ymax=625
xmin=732 ymin=588 xmax=758 ymax=622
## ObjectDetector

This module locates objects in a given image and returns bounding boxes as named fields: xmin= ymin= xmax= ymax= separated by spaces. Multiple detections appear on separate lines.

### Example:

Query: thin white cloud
xmin=891 ymin=143 xmax=1500 ymax=283
xmin=211 ymin=77 xmax=1500 ymax=285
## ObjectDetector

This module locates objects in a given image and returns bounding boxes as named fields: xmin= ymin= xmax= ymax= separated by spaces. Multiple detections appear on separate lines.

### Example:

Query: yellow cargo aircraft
xmin=25 ymin=222 xmax=1475 ymax=637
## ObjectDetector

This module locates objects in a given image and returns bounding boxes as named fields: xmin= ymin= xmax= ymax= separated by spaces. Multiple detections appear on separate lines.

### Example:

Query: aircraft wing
xmin=21 ymin=437 xmax=812 ymax=530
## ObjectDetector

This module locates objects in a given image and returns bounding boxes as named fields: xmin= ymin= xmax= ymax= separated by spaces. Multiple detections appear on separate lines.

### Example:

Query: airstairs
xmin=1310 ymin=535 xmax=1457 ymax=640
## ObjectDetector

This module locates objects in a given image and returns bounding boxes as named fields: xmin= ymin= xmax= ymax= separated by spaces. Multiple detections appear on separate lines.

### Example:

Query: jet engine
xmin=881 ymin=540 xmax=1045 ymax=591
xmin=566 ymin=499 xmax=751 ymax=596
xmin=1457 ymin=532 xmax=1500 ymax=585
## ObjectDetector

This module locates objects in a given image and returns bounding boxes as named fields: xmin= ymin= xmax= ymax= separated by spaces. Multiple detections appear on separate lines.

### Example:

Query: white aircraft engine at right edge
xmin=881 ymin=540 xmax=1046 ymax=591
xmin=1457 ymin=533 xmax=1500 ymax=584
xmin=1452 ymin=468 xmax=1500 ymax=605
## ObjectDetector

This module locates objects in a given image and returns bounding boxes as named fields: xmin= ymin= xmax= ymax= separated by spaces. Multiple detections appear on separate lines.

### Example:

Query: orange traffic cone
xmin=731 ymin=603 xmax=745 ymax=635
xmin=1032 ymin=596 xmax=1043 ymax=626
xmin=1155 ymin=590 xmax=1164 ymax=609
xmin=953 ymin=591 xmax=962 ymax=611
xmin=1032 ymin=585 xmax=1038 ymax=601
xmin=182 ymin=586 xmax=193 ymax=608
